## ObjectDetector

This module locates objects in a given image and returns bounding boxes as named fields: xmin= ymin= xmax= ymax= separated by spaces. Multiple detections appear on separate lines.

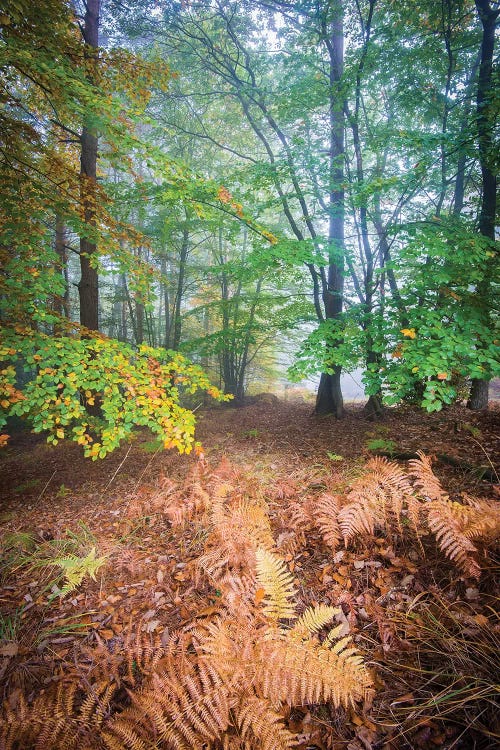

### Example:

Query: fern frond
xmin=104 ymin=661 xmax=232 ymax=750
xmin=291 ymin=604 xmax=339 ymax=640
xmin=255 ymin=548 xmax=297 ymax=623
xmin=50 ymin=546 xmax=107 ymax=597
xmin=314 ymin=492 xmax=342 ymax=550
xmin=410 ymin=452 xmax=448 ymax=502
xmin=201 ymin=495 xmax=275 ymax=580
xmin=258 ymin=634 xmax=372 ymax=708
xmin=79 ymin=680 xmax=116 ymax=726
xmin=0 ymin=678 xmax=118 ymax=750
xmin=338 ymin=499 xmax=377 ymax=545
xmin=456 ymin=497 xmax=500 ymax=541
xmin=426 ymin=500 xmax=481 ymax=578
xmin=234 ymin=694 xmax=297 ymax=750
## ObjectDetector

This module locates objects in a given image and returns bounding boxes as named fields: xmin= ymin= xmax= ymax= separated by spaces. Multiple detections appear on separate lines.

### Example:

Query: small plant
xmin=56 ymin=484 xmax=71 ymax=498
xmin=0 ymin=608 xmax=22 ymax=643
xmin=326 ymin=451 xmax=343 ymax=461
xmin=244 ymin=428 xmax=260 ymax=439
xmin=366 ymin=437 xmax=397 ymax=454
xmin=0 ymin=532 xmax=37 ymax=580
xmin=42 ymin=547 xmax=107 ymax=600
xmin=462 ymin=422 xmax=482 ymax=438
xmin=13 ymin=479 xmax=40 ymax=495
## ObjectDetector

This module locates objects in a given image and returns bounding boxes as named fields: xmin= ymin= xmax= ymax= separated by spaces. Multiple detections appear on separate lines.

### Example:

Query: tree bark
xmin=468 ymin=0 xmax=498 ymax=410
xmin=316 ymin=2 xmax=345 ymax=418
xmin=467 ymin=379 xmax=489 ymax=410
xmin=53 ymin=215 xmax=69 ymax=334
xmin=78 ymin=0 xmax=99 ymax=332
xmin=316 ymin=370 xmax=344 ymax=418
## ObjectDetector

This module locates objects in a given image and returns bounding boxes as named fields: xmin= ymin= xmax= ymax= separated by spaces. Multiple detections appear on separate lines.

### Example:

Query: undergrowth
xmin=0 ymin=454 xmax=498 ymax=748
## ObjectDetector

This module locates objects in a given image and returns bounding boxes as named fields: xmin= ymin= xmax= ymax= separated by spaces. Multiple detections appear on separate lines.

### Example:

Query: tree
xmin=78 ymin=0 xmax=100 ymax=332
xmin=0 ymin=0 xmax=228 ymax=454
xmin=467 ymin=0 xmax=499 ymax=409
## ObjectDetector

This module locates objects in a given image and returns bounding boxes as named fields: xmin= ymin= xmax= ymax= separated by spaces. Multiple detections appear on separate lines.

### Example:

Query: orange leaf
xmin=254 ymin=587 xmax=266 ymax=604
xmin=437 ymin=372 xmax=448 ymax=380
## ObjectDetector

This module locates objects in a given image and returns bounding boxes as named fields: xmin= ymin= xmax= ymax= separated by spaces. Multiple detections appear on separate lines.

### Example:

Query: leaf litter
xmin=0 ymin=399 xmax=498 ymax=748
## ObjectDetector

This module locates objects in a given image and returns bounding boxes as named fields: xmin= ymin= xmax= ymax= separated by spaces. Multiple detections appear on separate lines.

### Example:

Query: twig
xmin=37 ymin=470 xmax=57 ymax=501
xmin=104 ymin=445 xmax=132 ymax=492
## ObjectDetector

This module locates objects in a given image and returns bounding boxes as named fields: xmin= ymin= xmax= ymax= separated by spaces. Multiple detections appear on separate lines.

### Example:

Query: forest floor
xmin=0 ymin=398 xmax=499 ymax=750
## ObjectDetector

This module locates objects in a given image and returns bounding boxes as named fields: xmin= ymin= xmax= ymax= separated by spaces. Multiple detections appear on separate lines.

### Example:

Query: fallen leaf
xmin=473 ymin=614 xmax=488 ymax=626
xmin=0 ymin=642 xmax=18 ymax=657
xmin=142 ymin=619 xmax=161 ymax=633
xmin=465 ymin=587 xmax=479 ymax=601
xmin=254 ymin=587 xmax=266 ymax=604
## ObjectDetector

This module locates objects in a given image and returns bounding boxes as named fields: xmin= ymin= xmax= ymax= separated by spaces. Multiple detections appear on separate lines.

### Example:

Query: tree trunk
xmin=172 ymin=227 xmax=189 ymax=350
xmin=316 ymin=370 xmax=344 ymax=418
xmin=316 ymin=3 xmax=345 ymax=418
xmin=468 ymin=0 xmax=498 ymax=410
xmin=467 ymin=379 xmax=489 ymax=410
xmin=78 ymin=0 xmax=99 ymax=332
xmin=53 ymin=215 xmax=69 ymax=334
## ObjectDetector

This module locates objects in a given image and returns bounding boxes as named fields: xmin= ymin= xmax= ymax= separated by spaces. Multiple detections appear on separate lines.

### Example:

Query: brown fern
xmin=337 ymin=457 xmax=419 ymax=546
xmin=426 ymin=499 xmax=481 ymax=578
xmin=232 ymin=694 xmax=297 ymax=750
xmin=409 ymin=451 xmax=448 ymax=502
xmin=314 ymin=492 xmax=342 ymax=551
xmin=103 ymin=661 xmax=233 ymax=750
xmin=0 ymin=679 xmax=116 ymax=750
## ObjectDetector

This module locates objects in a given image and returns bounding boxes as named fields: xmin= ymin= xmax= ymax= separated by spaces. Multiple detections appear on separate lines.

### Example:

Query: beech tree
xmin=78 ymin=0 xmax=100 ymax=331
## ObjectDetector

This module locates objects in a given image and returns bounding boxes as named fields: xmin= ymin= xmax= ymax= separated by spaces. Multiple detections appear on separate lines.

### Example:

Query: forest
xmin=0 ymin=1 xmax=499 ymax=748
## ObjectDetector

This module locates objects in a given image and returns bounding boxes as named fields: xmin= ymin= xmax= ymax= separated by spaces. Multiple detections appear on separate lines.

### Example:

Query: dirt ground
xmin=0 ymin=399 xmax=499 ymax=749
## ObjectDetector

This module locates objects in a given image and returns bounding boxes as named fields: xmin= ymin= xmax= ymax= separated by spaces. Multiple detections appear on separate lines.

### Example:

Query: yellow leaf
xmin=56 ymin=429 xmax=64 ymax=439
xmin=401 ymin=328 xmax=416 ymax=339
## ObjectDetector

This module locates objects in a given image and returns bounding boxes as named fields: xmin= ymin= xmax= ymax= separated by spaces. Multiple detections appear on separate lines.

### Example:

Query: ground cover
xmin=0 ymin=399 xmax=498 ymax=749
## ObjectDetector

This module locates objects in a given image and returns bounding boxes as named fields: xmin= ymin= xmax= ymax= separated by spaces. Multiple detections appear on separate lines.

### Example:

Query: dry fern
xmin=103 ymin=661 xmax=232 ymax=750
xmin=302 ymin=454 xmax=494 ymax=578
xmin=232 ymin=694 xmax=297 ymax=750
xmin=314 ymin=492 xmax=342 ymax=551
xmin=255 ymin=548 xmax=297 ymax=623
xmin=337 ymin=457 xmax=419 ymax=546
xmin=258 ymin=632 xmax=371 ymax=707
xmin=426 ymin=499 xmax=481 ymax=578
xmin=409 ymin=451 xmax=448 ymax=502
xmin=1 ymin=679 xmax=117 ymax=750
xmin=290 ymin=603 xmax=340 ymax=640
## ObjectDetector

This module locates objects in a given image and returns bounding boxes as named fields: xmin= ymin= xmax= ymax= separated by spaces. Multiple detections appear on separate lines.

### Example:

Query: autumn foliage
xmin=0 ymin=334 xmax=229 ymax=457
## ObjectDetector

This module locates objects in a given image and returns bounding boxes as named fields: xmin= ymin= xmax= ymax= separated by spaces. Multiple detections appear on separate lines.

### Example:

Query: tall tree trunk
xmin=160 ymin=256 xmax=172 ymax=348
xmin=78 ymin=0 xmax=99 ymax=332
xmin=172 ymin=227 xmax=189 ymax=350
xmin=468 ymin=0 xmax=498 ymax=410
xmin=135 ymin=299 xmax=144 ymax=344
xmin=135 ymin=248 xmax=144 ymax=345
xmin=53 ymin=215 xmax=69 ymax=334
xmin=316 ymin=3 xmax=345 ymax=418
